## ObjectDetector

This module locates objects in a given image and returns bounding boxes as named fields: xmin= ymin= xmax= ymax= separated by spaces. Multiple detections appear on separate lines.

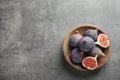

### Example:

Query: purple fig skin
xmin=83 ymin=29 xmax=98 ymax=41
xmin=89 ymin=47 xmax=105 ymax=58
xmin=70 ymin=33 xmax=82 ymax=47
xmin=79 ymin=36 xmax=95 ymax=52
xmin=71 ymin=48 xmax=85 ymax=64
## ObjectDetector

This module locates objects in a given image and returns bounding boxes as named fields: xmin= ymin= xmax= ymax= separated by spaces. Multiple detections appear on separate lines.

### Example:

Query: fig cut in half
xmin=82 ymin=55 xmax=97 ymax=70
xmin=95 ymin=33 xmax=110 ymax=48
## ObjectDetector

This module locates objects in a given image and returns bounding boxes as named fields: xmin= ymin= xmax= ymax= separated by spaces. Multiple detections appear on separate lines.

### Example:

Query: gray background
xmin=0 ymin=0 xmax=120 ymax=80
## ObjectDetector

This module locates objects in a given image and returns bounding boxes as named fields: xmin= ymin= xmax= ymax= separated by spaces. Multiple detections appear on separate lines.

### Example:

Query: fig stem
xmin=101 ymin=52 xmax=105 ymax=56
xmin=95 ymin=55 xmax=98 ymax=59
xmin=75 ymin=30 xmax=79 ymax=34
xmin=95 ymin=42 xmax=99 ymax=45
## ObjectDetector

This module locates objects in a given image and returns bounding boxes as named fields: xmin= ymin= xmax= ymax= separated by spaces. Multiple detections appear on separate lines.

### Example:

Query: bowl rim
xmin=62 ymin=24 xmax=112 ymax=71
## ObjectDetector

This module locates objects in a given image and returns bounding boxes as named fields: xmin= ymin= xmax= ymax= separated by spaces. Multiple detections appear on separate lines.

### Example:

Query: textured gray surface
xmin=0 ymin=0 xmax=120 ymax=80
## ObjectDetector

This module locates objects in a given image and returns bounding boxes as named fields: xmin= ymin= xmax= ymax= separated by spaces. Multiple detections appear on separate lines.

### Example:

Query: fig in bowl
xmin=62 ymin=24 xmax=112 ymax=71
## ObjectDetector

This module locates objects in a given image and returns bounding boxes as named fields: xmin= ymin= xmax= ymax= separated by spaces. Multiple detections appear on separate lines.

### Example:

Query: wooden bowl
xmin=63 ymin=24 xmax=112 ymax=71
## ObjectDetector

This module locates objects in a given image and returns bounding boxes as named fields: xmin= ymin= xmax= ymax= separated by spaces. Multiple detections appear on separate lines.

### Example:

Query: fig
xmin=83 ymin=29 xmax=98 ymax=41
xmin=79 ymin=36 xmax=95 ymax=52
xmin=95 ymin=33 xmax=110 ymax=48
xmin=82 ymin=55 xmax=98 ymax=70
xmin=89 ymin=46 xmax=105 ymax=58
xmin=70 ymin=48 xmax=85 ymax=64
xmin=69 ymin=31 xmax=82 ymax=47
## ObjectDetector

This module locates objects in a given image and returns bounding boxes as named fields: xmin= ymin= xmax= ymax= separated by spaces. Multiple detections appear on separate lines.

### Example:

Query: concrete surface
xmin=0 ymin=0 xmax=120 ymax=80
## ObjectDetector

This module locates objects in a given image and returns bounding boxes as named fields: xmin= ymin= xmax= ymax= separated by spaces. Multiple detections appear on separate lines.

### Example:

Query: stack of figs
xmin=69 ymin=29 xmax=110 ymax=70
